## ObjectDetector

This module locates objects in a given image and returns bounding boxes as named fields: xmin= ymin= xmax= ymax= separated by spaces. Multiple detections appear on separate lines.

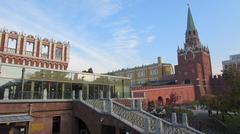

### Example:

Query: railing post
xmin=79 ymin=90 xmax=83 ymax=101
xmin=144 ymin=117 xmax=150 ymax=134
xmin=171 ymin=112 xmax=177 ymax=125
xmin=108 ymin=99 xmax=113 ymax=114
xmin=131 ymin=99 xmax=136 ymax=110
xmin=102 ymin=100 xmax=106 ymax=112
xmin=137 ymin=100 xmax=142 ymax=110
xmin=182 ymin=113 xmax=188 ymax=127
xmin=72 ymin=90 xmax=75 ymax=100
xmin=156 ymin=119 xmax=163 ymax=134
xmin=3 ymin=88 xmax=9 ymax=101
xmin=107 ymin=89 xmax=111 ymax=99
xmin=100 ymin=90 xmax=103 ymax=99
xmin=43 ymin=88 xmax=47 ymax=100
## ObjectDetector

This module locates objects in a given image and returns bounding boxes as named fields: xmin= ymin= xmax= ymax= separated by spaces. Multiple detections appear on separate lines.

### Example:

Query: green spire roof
xmin=187 ymin=7 xmax=196 ymax=32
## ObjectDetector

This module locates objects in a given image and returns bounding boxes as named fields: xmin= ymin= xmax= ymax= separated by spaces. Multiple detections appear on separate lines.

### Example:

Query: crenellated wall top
xmin=0 ymin=28 xmax=70 ymax=47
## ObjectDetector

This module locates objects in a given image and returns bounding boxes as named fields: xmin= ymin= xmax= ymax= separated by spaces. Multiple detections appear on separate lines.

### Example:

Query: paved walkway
xmin=189 ymin=109 xmax=228 ymax=134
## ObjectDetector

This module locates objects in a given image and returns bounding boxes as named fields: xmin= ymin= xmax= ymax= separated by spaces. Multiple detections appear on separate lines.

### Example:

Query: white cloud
xmin=83 ymin=0 xmax=123 ymax=23
xmin=112 ymin=27 xmax=139 ymax=49
xmin=146 ymin=35 xmax=156 ymax=44
xmin=0 ymin=0 xmax=145 ymax=73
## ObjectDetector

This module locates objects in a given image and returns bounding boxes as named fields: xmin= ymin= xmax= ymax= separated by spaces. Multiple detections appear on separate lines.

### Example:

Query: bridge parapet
xmin=81 ymin=97 xmax=204 ymax=134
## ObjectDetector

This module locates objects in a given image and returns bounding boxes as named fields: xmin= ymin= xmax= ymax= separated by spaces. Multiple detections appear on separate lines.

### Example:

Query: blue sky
xmin=0 ymin=0 xmax=239 ymax=74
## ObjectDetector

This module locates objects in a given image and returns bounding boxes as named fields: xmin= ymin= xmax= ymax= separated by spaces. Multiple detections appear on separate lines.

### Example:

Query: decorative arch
xmin=157 ymin=96 xmax=164 ymax=106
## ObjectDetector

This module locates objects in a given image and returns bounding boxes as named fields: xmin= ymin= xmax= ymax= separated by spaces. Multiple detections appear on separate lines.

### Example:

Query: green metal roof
xmin=187 ymin=7 xmax=196 ymax=32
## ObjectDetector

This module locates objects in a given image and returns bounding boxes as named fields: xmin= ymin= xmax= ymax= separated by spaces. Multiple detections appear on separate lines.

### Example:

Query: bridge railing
xmin=80 ymin=94 xmax=204 ymax=134
xmin=72 ymin=90 xmax=205 ymax=134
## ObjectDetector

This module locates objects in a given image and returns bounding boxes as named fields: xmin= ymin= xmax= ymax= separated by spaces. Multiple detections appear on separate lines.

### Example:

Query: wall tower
xmin=175 ymin=7 xmax=212 ymax=98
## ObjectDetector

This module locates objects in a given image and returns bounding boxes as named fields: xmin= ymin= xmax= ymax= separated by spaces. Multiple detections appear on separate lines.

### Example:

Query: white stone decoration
xmin=3 ymin=88 xmax=9 ymax=100
xmin=43 ymin=88 xmax=47 ymax=100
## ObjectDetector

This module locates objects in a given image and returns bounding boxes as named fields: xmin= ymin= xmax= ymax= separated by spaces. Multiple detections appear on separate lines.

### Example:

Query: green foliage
xmin=199 ymin=66 xmax=240 ymax=129
xmin=199 ymin=67 xmax=240 ymax=114
xmin=222 ymin=66 xmax=240 ymax=113
xmin=165 ymin=107 xmax=193 ymax=116
xmin=223 ymin=66 xmax=240 ymax=93
xmin=88 ymin=68 xmax=93 ymax=73
xmin=82 ymin=68 xmax=94 ymax=73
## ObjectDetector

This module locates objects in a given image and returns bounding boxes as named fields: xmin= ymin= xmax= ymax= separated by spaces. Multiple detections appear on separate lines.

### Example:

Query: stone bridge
xmin=0 ymin=88 xmax=204 ymax=134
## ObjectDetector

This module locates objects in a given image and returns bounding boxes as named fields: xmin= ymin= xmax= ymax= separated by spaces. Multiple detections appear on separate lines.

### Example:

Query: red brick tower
xmin=175 ymin=7 xmax=212 ymax=98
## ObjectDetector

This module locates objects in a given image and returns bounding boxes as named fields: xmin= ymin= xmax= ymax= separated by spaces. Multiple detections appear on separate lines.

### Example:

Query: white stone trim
xmin=22 ymin=36 xmax=26 ymax=55
xmin=0 ymin=33 xmax=2 ymax=49
xmin=6 ymin=57 xmax=8 ymax=63
xmin=34 ymin=39 xmax=37 ymax=57
xmin=16 ymin=35 xmax=21 ymax=54
xmin=39 ymin=40 xmax=42 ymax=57
xmin=53 ymin=43 xmax=56 ymax=60
xmin=48 ymin=42 xmax=52 ymax=59
xmin=62 ymin=45 xmax=65 ymax=61
xmin=66 ymin=45 xmax=69 ymax=62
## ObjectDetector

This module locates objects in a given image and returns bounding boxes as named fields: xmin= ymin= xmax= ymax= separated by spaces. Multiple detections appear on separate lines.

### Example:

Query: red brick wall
xmin=0 ymin=101 xmax=73 ymax=134
xmin=0 ymin=32 xmax=5 ymax=51
xmin=0 ymin=101 xmax=141 ymax=134
xmin=133 ymin=84 xmax=196 ymax=106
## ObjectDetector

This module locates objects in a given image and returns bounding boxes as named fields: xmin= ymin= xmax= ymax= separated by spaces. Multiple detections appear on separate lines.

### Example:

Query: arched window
xmin=25 ymin=42 xmax=34 ymax=56
xmin=157 ymin=96 xmax=163 ymax=106
xmin=193 ymin=31 xmax=196 ymax=35
xmin=7 ymin=38 xmax=17 ymax=53
xmin=55 ymin=47 xmax=62 ymax=60
xmin=41 ymin=45 xmax=49 ymax=58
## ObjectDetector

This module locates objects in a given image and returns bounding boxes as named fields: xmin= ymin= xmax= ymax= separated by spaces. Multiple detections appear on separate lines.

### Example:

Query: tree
xmin=168 ymin=92 xmax=178 ymax=106
xmin=82 ymin=68 xmax=94 ymax=73
xmin=222 ymin=66 xmax=240 ymax=114
xmin=199 ymin=94 xmax=218 ymax=116
xmin=87 ymin=68 xmax=93 ymax=73
xmin=147 ymin=101 xmax=155 ymax=112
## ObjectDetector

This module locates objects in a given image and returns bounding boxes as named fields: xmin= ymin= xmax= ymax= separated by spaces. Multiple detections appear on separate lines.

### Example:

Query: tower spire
xmin=184 ymin=5 xmax=201 ymax=49
xmin=186 ymin=5 xmax=196 ymax=32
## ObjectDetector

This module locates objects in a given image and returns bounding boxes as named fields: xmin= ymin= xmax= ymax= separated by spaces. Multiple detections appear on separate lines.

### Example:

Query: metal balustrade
xmin=82 ymin=98 xmax=204 ymax=134
xmin=112 ymin=101 xmax=145 ymax=129
xmin=25 ymin=51 xmax=33 ymax=56
xmin=0 ymin=88 xmax=73 ymax=100
xmin=84 ymin=99 xmax=105 ymax=112
xmin=41 ymin=53 xmax=48 ymax=58
xmin=7 ymin=48 xmax=16 ymax=54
